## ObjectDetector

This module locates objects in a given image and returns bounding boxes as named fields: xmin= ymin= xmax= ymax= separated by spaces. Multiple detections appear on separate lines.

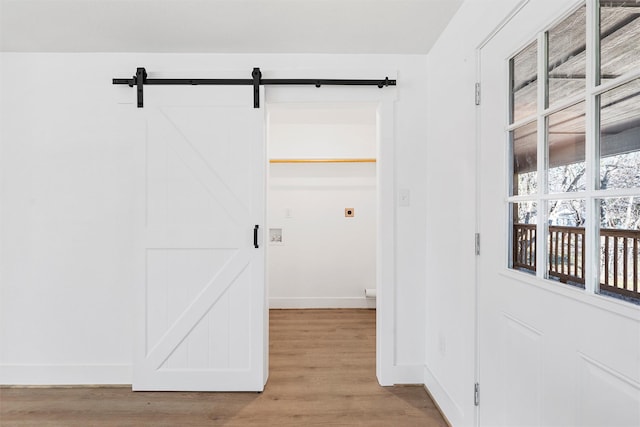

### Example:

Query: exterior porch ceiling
xmin=513 ymin=3 xmax=640 ymax=172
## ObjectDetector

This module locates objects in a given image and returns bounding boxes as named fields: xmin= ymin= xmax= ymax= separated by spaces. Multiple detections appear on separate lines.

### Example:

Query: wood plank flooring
xmin=0 ymin=309 xmax=448 ymax=426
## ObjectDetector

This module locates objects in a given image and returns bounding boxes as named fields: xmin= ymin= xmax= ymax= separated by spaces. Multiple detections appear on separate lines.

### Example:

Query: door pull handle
xmin=253 ymin=225 xmax=259 ymax=248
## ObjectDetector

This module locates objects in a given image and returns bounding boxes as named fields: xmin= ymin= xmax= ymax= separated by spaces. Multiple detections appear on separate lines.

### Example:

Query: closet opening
xmin=266 ymin=102 xmax=379 ymax=374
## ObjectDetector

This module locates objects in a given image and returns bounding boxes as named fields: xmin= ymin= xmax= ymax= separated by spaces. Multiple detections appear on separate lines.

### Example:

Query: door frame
xmin=474 ymin=0 xmax=532 ymax=422
xmin=264 ymin=72 xmax=398 ymax=386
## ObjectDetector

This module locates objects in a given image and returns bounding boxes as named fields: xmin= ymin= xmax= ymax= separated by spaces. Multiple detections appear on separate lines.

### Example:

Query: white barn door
xmin=134 ymin=85 xmax=266 ymax=391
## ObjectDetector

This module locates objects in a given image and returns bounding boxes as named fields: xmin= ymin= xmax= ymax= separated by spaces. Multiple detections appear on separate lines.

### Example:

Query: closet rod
xmin=270 ymin=158 xmax=376 ymax=164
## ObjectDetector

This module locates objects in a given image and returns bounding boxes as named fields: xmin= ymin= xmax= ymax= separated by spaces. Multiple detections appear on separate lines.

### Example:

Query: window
xmin=508 ymin=1 xmax=640 ymax=305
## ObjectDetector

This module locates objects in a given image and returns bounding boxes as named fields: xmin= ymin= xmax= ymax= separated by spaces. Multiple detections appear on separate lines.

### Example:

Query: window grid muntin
xmin=507 ymin=0 xmax=640 ymax=305
xmin=537 ymin=30 xmax=549 ymax=280
xmin=507 ymin=92 xmax=590 ymax=133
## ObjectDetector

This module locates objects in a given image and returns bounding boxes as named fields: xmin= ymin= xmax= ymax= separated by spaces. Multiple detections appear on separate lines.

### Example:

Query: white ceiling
xmin=0 ymin=0 xmax=463 ymax=54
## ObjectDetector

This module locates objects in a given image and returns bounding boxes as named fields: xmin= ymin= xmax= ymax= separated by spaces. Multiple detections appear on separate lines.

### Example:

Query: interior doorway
xmin=266 ymin=103 xmax=378 ymax=310
xmin=265 ymin=102 xmax=380 ymax=377
xmin=265 ymin=82 xmax=397 ymax=386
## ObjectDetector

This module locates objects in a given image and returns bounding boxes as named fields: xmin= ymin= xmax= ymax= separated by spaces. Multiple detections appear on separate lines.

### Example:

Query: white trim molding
xmin=423 ymin=364 xmax=465 ymax=422
xmin=0 ymin=364 xmax=132 ymax=386
xmin=269 ymin=297 xmax=376 ymax=309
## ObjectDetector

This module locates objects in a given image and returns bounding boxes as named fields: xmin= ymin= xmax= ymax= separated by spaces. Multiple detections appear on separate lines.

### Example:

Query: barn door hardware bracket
xmin=252 ymin=67 xmax=261 ymax=109
xmin=113 ymin=67 xmax=397 ymax=109
xmin=135 ymin=67 xmax=147 ymax=108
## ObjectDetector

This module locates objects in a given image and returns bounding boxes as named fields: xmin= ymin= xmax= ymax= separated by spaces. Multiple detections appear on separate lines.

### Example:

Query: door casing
xmin=266 ymin=77 xmax=398 ymax=385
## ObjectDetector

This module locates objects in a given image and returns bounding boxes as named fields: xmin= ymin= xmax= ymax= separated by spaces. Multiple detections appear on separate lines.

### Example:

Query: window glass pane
xmin=512 ymin=122 xmax=537 ymax=196
xmin=548 ymin=199 xmax=586 ymax=287
xmin=511 ymin=202 xmax=537 ymax=275
xmin=547 ymin=6 xmax=587 ymax=107
xmin=511 ymin=42 xmax=538 ymax=123
xmin=599 ymin=197 xmax=640 ymax=304
xmin=547 ymin=102 xmax=586 ymax=193
xmin=600 ymin=0 xmax=640 ymax=84
xmin=599 ymin=78 xmax=640 ymax=189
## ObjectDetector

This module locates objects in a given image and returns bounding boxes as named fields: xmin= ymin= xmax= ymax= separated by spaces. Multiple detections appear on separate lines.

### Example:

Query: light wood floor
xmin=0 ymin=309 xmax=448 ymax=426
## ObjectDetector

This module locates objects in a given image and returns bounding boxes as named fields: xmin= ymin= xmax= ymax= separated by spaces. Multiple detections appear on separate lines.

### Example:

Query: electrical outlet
xmin=345 ymin=208 xmax=355 ymax=217
xmin=399 ymin=188 xmax=410 ymax=207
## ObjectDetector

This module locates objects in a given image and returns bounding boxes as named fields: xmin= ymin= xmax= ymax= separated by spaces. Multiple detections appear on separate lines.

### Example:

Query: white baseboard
xmin=269 ymin=296 xmax=376 ymax=309
xmin=423 ymin=364 xmax=465 ymax=424
xmin=0 ymin=364 xmax=132 ymax=386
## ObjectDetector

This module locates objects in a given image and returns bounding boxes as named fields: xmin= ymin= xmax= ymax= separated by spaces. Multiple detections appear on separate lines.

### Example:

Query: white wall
xmin=268 ymin=105 xmax=377 ymax=159
xmin=0 ymin=53 xmax=428 ymax=384
xmin=268 ymin=163 xmax=376 ymax=308
xmin=0 ymin=55 xmax=141 ymax=384
xmin=268 ymin=106 xmax=377 ymax=308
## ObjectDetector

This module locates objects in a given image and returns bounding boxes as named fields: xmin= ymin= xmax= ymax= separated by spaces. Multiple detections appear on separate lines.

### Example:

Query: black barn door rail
xmin=112 ymin=67 xmax=396 ymax=108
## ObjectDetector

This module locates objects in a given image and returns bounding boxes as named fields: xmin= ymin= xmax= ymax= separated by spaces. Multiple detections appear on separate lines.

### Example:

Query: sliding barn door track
xmin=113 ymin=67 xmax=396 ymax=108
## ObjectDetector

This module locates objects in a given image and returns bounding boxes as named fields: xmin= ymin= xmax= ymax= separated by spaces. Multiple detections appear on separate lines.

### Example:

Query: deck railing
xmin=548 ymin=225 xmax=586 ymax=286
xmin=600 ymin=228 xmax=640 ymax=300
xmin=513 ymin=223 xmax=536 ymax=273
xmin=513 ymin=223 xmax=640 ymax=301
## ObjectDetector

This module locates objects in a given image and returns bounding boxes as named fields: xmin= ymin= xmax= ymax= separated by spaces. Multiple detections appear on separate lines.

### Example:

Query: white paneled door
xmin=479 ymin=2 xmax=640 ymax=426
xmin=134 ymin=85 xmax=266 ymax=391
